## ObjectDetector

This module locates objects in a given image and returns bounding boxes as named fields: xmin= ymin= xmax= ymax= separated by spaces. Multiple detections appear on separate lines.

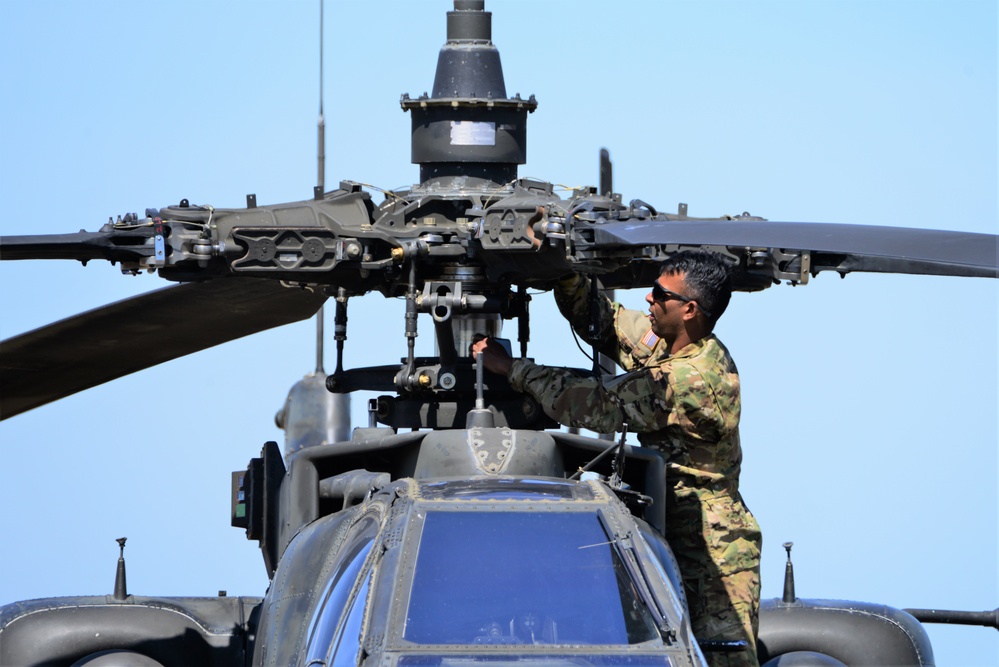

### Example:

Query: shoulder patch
xmin=640 ymin=328 xmax=659 ymax=349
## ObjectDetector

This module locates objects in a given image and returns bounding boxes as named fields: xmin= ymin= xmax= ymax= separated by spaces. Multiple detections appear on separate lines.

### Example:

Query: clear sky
xmin=1 ymin=0 xmax=996 ymax=664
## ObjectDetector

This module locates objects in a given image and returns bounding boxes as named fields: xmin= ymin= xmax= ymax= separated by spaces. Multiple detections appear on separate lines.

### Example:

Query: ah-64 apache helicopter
xmin=0 ymin=1 xmax=996 ymax=665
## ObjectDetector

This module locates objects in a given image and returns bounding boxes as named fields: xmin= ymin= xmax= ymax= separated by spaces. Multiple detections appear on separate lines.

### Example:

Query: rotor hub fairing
xmin=401 ymin=0 xmax=537 ymax=186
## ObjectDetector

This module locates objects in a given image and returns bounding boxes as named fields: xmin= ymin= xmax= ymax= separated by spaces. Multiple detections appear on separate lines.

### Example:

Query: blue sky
xmin=1 ymin=0 xmax=996 ymax=664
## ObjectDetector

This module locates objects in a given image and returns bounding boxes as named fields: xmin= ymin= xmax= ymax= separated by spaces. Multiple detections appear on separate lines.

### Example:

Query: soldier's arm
xmin=553 ymin=274 xmax=615 ymax=346
xmin=555 ymin=274 xmax=659 ymax=372
xmin=509 ymin=358 xmax=673 ymax=434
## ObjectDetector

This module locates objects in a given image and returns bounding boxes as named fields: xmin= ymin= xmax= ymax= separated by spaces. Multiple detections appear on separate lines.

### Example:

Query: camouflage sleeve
xmin=553 ymin=274 xmax=616 ymax=348
xmin=508 ymin=358 xmax=674 ymax=434
xmin=553 ymin=274 xmax=655 ymax=372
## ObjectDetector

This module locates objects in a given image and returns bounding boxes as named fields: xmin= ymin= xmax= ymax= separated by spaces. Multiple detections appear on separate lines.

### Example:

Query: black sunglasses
xmin=651 ymin=282 xmax=713 ymax=319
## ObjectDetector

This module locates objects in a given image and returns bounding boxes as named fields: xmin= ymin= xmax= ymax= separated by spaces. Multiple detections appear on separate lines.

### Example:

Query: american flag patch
xmin=641 ymin=328 xmax=659 ymax=349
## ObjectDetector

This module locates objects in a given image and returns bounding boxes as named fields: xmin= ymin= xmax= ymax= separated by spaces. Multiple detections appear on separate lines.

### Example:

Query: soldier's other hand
xmin=471 ymin=337 xmax=513 ymax=377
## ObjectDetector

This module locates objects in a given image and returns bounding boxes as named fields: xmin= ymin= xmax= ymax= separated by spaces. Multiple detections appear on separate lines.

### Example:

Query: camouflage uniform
xmin=507 ymin=275 xmax=761 ymax=667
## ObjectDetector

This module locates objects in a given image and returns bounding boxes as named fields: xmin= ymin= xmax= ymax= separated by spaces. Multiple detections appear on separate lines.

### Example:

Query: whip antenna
xmin=317 ymin=0 xmax=325 ymax=194
xmin=314 ymin=0 xmax=326 ymax=374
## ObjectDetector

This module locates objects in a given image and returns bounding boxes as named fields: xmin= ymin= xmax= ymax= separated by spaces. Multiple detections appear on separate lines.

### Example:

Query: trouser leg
xmin=667 ymin=490 xmax=762 ymax=667
xmin=685 ymin=566 xmax=761 ymax=667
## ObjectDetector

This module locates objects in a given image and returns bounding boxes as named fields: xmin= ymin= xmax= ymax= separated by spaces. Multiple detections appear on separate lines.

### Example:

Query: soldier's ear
xmin=681 ymin=300 xmax=699 ymax=321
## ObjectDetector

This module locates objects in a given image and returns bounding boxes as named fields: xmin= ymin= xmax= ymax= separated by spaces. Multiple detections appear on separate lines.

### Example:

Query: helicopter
xmin=0 ymin=0 xmax=996 ymax=664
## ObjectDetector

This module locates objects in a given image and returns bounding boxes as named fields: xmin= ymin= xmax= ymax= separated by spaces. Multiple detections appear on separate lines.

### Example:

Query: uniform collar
xmin=650 ymin=333 xmax=716 ymax=363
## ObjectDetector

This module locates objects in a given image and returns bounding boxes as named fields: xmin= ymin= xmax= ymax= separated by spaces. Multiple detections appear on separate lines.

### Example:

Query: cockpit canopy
xmin=262 ymin=477 xmax=697 ymax=667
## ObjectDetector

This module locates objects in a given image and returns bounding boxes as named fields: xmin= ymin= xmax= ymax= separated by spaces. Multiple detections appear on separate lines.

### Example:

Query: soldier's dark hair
xmin=659 ymin=250 xmax=733 ymax=329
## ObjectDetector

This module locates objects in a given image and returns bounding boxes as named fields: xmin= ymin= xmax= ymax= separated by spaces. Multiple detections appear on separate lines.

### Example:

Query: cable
xmin=569 ymin=324 xmax=614 ymax=376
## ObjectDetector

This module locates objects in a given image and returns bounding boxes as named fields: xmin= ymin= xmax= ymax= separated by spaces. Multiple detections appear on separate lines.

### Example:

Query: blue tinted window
xmin=330 ymin=570 xmax=372 ymax=667
xmin=404 ymin=512 xmax=659 ymax=645
xmin=304 ymin=522 xmax=376 ymax=664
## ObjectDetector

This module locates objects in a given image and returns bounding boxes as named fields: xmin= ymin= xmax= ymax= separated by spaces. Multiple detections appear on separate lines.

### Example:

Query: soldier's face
xmin=646 ymin=273 xmax=690 ymax=340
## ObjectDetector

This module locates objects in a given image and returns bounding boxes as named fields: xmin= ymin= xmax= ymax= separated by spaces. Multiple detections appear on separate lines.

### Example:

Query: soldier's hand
xmin=470 ymin=337 xmax=514 ymax=377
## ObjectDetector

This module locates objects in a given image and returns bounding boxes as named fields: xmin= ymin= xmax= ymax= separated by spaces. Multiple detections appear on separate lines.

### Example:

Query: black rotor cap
xmin=402 ymin=0 xmax=537 ymax=186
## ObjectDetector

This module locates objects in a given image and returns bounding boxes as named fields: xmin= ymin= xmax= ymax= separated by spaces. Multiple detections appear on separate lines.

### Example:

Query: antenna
xmin=317 ymin=0 xmax=325 ymax=194
xmin=314 ymin=0 xmax=326 ymax=374
xmin=113 ymin=537 xmax=128 ymax=601
xmin=782 ymin=542 xmax=797 ymax=604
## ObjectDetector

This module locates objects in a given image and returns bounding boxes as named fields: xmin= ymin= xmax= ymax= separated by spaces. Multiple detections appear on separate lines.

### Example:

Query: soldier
xmin=472 ymin=249 xmax=762 ymax=667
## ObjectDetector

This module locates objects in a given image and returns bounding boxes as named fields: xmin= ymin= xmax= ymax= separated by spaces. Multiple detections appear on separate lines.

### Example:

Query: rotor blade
xmin=585 ymin=220 xmax=998 ymax=278
xmin=0 ymin=278 xmax=327 ymax=420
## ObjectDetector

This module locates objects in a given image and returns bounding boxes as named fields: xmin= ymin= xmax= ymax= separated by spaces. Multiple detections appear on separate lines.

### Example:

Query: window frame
xmin=392 ymin=504 xmax=666 ymax=648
